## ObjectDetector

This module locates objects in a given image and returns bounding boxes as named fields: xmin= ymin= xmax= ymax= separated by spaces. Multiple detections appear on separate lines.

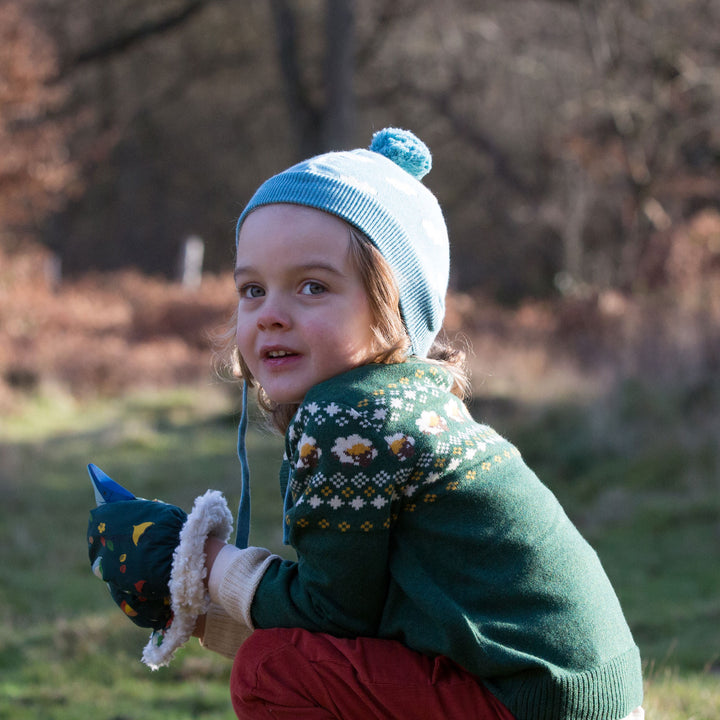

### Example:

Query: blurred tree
xmin=550 ymin=0 xmax=720 ymax=293
xmin=36 ymin=0 xmax=281 ymax=276
xmin=0 ymin=1 xmax=78 ymax=250
xmin=270 ymin=0 xmax=356 ymax=155
xmin=32 ymin=0 xmax=361 ymax=276
xmin=3 ymin=0 xmax=718 ymax=303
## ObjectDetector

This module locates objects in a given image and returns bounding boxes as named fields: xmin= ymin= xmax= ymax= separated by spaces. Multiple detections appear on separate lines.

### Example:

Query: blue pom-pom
xmin=369 ymin=128 xmax=432 ymax=180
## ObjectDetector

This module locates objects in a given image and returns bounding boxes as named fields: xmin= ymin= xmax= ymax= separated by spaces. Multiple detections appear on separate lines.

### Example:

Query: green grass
xmin=0 ymin=385 xmax=287 ymax=719
xmin=1 ymin=379 xmax=719 ymax=719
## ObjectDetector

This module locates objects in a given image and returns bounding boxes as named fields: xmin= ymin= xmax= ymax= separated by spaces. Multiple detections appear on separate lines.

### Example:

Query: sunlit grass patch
xmin=643 ymin=665 xmax=720 ymax=720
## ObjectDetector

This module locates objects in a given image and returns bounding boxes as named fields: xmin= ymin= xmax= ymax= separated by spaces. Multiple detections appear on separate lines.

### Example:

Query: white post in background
xmin=180 ymin=235 xmax=204 ymax=289
xmin=45 ymin=252 xmax=62 ymax=293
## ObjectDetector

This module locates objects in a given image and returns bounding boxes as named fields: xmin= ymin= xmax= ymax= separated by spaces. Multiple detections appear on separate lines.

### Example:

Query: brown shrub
xmin=2 ymin=212 xmax=719 ymax=415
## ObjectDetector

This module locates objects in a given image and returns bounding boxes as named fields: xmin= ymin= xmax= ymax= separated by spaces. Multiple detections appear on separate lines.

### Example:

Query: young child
xmin=88 ymin=128 xmax=644 ymax=719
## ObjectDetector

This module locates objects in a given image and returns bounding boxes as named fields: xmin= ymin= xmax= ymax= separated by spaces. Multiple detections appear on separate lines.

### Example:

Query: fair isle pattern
xmin=284 ymin=363 xmax=518 ymax=535
xmin=255 ymin=360 xmax=645 ymax=720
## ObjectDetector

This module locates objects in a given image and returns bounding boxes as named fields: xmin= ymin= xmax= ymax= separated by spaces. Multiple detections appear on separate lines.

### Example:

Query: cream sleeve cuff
xmin=200 ymin=602 xmax=253 ymax=659
xmin=208 ymin=544 xmax=278 ymax=628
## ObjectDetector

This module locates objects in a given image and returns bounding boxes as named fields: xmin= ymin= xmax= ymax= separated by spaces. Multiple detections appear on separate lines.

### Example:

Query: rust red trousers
xmin=230 ymin=628 xmax=515 ymax=719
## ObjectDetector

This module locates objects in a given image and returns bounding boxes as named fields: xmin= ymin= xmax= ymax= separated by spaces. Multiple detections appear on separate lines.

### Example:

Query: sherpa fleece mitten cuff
xmin=141 ymin=489 xmax=232 ymax=669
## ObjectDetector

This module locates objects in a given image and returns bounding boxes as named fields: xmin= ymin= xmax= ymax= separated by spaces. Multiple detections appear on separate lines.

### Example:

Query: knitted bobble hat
xmin=236 ymin=127 xmax=449 ymax=358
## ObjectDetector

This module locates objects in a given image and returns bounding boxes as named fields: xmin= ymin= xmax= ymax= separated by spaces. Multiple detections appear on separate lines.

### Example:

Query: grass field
xmin=1 ymin=378 xmax=718 ymax=719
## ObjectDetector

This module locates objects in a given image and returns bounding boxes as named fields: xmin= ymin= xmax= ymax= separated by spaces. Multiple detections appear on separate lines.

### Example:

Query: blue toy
xmin=88 ymin=462 xmax=136 ymax=505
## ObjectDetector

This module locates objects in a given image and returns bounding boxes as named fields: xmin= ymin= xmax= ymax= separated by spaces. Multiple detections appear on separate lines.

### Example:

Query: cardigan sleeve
xmin=250 ymin=400 xmax=404 ymax=636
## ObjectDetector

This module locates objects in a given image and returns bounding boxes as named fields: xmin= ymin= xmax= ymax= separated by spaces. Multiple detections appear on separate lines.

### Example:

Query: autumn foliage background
xmin=2 ymin=206 xmax=719 ymax=413
xmin=2 ymin=0 xmax=720 ymax=411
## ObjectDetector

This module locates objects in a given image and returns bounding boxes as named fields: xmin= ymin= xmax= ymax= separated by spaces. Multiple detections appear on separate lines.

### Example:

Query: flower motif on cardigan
xmin=444 ymin=399 xmax=465 ymax=422
xmin=385 ymin=433 xmax=416 ymax=461
xmin=331 ymin=434 xmax=378 ymax=467
xmin=416 ymin=410 xmax=448 ymax=435
xmin=297 ymin=434 xmax=322 ymax=469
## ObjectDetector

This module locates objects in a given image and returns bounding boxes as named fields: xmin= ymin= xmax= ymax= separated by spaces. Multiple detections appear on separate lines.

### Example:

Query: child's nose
xmin=256 ymin=296 xmax=291 ymax=330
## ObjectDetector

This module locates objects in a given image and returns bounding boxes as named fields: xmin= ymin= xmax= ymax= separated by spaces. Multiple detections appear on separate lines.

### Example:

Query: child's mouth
xmin=263 ymin=348 xmax=300 ymax=362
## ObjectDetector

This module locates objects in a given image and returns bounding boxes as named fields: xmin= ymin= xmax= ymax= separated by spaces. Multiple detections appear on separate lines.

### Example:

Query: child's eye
xmin=300 ymin=281 xmax=326 ymax=296
xmin=239 ymin=284 xmax=264 ymax=299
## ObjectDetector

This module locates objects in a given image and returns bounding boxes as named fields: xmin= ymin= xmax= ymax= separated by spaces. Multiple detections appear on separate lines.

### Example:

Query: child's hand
xmin=87 ymin=499 xmax=187 ymax=630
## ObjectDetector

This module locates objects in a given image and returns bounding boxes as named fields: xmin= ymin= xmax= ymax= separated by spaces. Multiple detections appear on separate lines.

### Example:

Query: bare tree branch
xmin=58 ymin=0 xmax=216 ymax=77
xmin=430 ymin=90 xmax=534 ymax=196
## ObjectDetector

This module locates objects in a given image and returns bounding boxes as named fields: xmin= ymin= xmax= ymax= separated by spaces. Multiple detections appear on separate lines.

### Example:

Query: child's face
xmin=234 ymin=204 xmax=377 ymax=405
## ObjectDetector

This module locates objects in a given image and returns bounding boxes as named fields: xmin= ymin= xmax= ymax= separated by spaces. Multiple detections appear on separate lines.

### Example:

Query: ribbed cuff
xmin=200 ymin=602 xmax=254 ymax=660
xmin=499 ymin=646 xmax=643 ymax=720
xmin=208 ymin=544 xmax=242 ymax=600
xmin=209 ymin=545 xmax=277 ymax=628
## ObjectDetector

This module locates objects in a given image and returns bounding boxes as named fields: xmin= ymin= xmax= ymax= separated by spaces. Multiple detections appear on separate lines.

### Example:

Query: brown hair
xmin=222 ymin=226 xmax=470 ymax=433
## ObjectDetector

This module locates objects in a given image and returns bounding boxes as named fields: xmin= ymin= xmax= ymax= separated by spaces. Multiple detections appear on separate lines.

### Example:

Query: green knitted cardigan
xmin=251 ymin=359 xmax=643 ymax=720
